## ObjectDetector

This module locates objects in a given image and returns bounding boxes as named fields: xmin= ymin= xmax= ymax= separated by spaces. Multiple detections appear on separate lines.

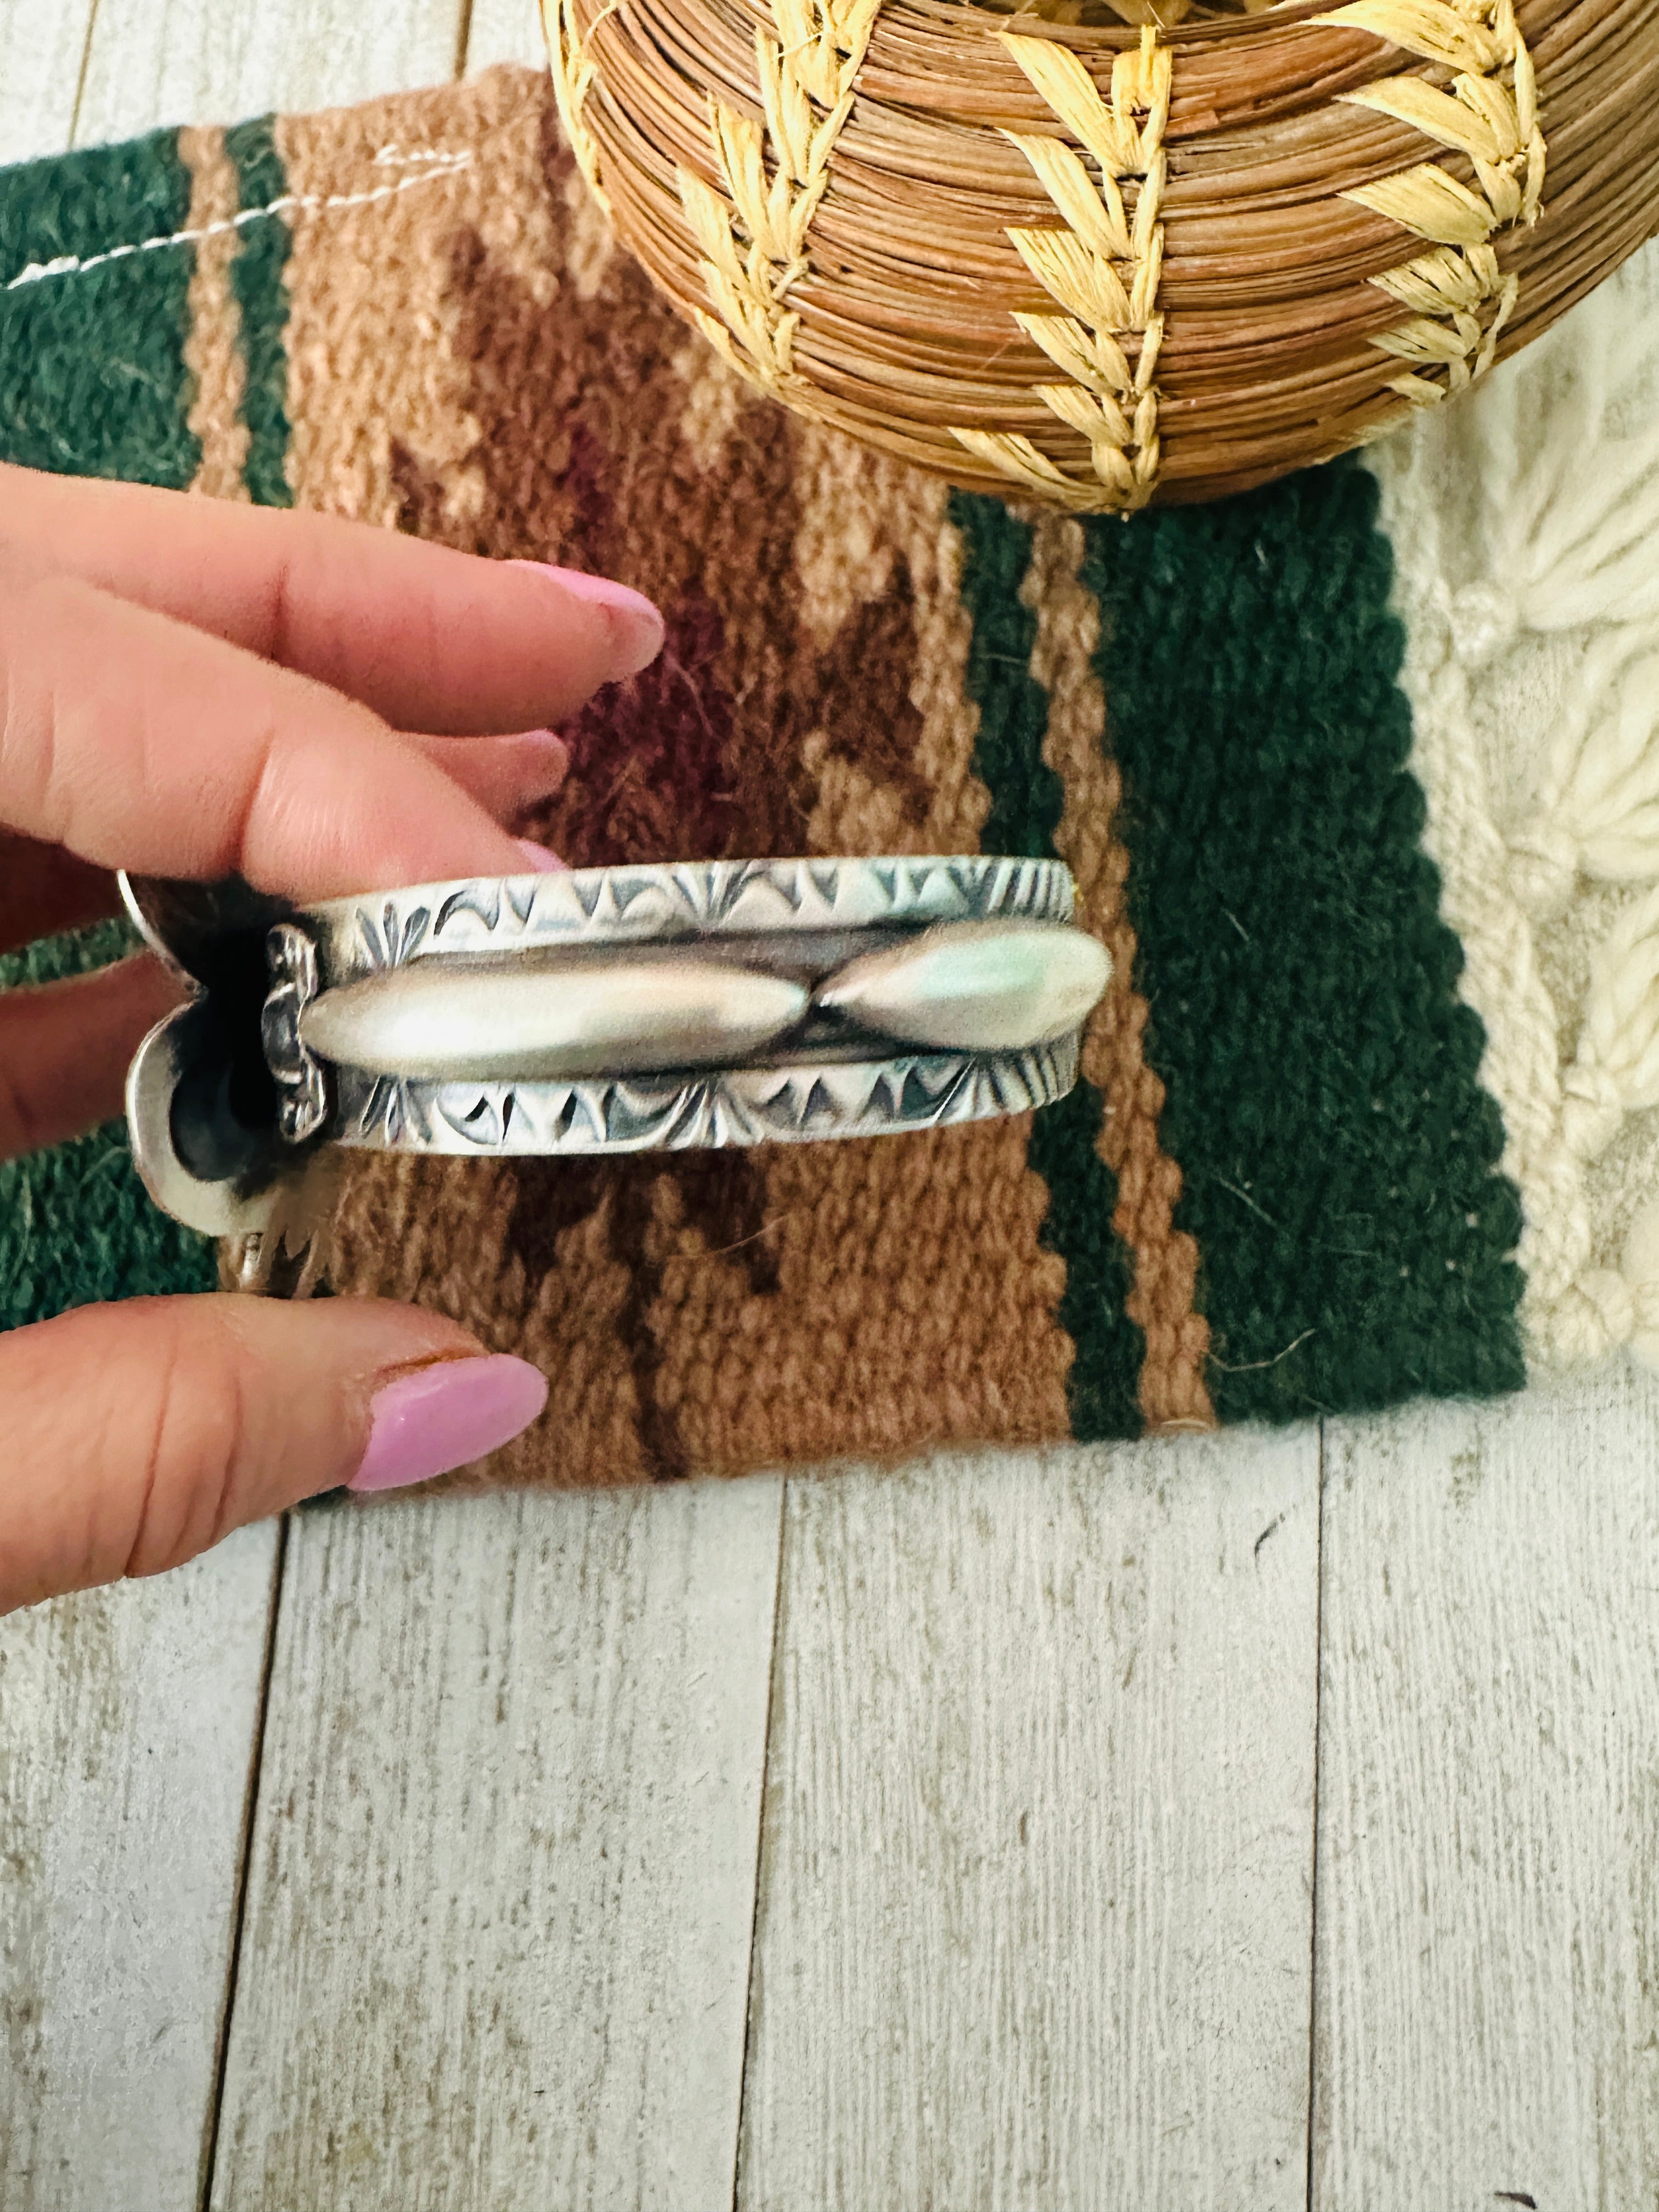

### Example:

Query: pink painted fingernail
xmin=509 ymin=559 xmax=664 ymax=679
xmin=511 ymin=726 xmax=569 ymax=760
xmin=515 ymin=838 xmax=568 ymax=872
xmin=351 ymin=1355 xmax=549 ymax=1493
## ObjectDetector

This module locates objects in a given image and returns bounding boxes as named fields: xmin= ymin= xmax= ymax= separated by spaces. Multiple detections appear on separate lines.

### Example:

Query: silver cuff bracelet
xmin=121 ymin=856 xmax=1109 ymax=1290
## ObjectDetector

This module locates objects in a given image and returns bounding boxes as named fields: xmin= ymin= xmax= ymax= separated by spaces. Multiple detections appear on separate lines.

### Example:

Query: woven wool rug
xmin=3 ymin=67 xmax=1657 ymax=1487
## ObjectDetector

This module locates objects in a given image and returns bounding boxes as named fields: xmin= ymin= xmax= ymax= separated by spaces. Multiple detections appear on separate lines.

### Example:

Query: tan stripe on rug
xmin=178 ymin=124 xmax=251 ymax=501
xmin=1024 ymin=514 xmax=1215 ymax=1433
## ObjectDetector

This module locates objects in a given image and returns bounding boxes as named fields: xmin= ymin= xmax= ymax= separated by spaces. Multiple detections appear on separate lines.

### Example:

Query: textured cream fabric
xmin=1368 ymin=239 xmax=1659 ymax=1372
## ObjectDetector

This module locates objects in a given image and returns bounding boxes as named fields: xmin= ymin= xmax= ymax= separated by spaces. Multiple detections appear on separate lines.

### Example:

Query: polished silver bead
xmin=813 ymin=919 xmax=1111 ymax=1051
xmin=298 ymin=954 xmax=811 ymax=1081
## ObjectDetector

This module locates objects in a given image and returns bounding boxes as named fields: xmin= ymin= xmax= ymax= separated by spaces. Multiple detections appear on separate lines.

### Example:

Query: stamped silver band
xmin=304 ymin=852 xmax=1075 ymax=966
xmin=121 ymin=857 xmax=1109 ymax=1268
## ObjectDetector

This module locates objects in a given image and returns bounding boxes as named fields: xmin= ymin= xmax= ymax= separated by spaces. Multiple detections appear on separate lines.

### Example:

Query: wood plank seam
xmin=1304 ymin=1420 xmax=1328 ymax=2212
xmin=732 ymin=1479 xmax=791 ymax=2212
xmin=196 ymin=1514 xmax=290 ymax=2212
xmin=67 ymin=0 xmax=101 ymax=146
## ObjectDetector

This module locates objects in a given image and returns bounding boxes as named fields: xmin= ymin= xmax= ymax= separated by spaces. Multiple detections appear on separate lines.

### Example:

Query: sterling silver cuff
xmin=121 ymin=856 xmax=1109 ymax=1283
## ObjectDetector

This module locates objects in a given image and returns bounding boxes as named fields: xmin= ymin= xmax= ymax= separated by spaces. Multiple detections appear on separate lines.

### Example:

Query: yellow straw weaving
xmin=541 ymin=0 xmax=1658 ymax=509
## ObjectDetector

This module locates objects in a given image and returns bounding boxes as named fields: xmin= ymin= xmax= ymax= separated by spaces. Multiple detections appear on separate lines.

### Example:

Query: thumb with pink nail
xmin=2 ymin=1299 xmax=548 ymax=1613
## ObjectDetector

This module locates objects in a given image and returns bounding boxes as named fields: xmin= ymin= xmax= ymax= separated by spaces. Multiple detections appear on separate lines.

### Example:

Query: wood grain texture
xmin=74 ymin=0 xmax=467 ymax=145
xmin=464 ymin=0 xmax=549 ymax=70
xmin=1313 ymin=1364 xmax=1659 ymax=2209
xmin=0 ymin=0 xmax=95 ymax=161
xmin=210 ymin=1480 xmax=782 ymax=2211
xmin=0 ymin=1527 xmax=280 ymax=2212
xmin=738 ymin=1433 xmax=1321 ymax=2212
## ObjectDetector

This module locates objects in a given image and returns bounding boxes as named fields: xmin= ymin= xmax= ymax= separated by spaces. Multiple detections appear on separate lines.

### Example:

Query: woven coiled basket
xmin=540 ymin=0 xmax=1659 ymax=509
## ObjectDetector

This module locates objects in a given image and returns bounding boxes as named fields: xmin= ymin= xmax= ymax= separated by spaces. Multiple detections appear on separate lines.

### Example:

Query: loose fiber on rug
xmin=2 ymin=67 xmax=1656 ymax=1486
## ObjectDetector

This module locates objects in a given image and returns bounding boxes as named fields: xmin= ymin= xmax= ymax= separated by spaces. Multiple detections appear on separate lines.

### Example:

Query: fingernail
xmin=351 ymin=1354 xmax=549 ymax=1493
xmin=509 ymin=559 xmax=664 ymax=679
xmin=510 ymin=726 xmax=569 ymax=760
xmin=515 ymin=838 xmax=568 ymax=873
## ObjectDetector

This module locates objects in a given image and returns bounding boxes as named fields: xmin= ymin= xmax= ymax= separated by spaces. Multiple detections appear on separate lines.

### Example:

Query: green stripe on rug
xmin=0 ymin=130 xmax=198 ymax=485
xmin=1080 ymin=460 xmax=1525 ymax=1420
xmin=952 ymin=490 xmax=1145 ymax=1441
xmin=224 ymin=116 xmax=294 ymax=506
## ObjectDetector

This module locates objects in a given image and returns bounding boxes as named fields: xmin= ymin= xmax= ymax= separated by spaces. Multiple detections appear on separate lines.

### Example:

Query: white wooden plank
xmin=74 ymin=0 xmax=467 ymax=146
xmin=738 ymin=1432 xmax=1321 ymax=2211
xmin=0 ymin=0 xmax=95 ymax=162
xmin=1313 ymin=1364 xmax=1659 ymax=2207
xmin=209 ymin=1479 xmax=783 ymax=2211
xmin=464 ymin=0 xmax=549 ymax=71
xmin=0 ymin=1525 xmax=281 ymax=2212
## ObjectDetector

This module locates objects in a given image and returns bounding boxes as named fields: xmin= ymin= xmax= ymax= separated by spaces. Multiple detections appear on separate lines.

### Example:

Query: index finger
xmin=0 ymin=560 xmax=555 ymax=901
xmin=0 ymin=462 xmax=664 ymax=735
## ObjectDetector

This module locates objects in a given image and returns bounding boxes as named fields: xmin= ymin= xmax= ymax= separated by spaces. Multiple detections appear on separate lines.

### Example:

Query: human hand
xmin=0 ymin=461 xmax=664 ymax=1614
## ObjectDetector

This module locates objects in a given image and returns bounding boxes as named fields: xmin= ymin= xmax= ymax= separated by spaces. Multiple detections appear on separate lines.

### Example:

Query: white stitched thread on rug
xmin=2 ymin=152 xmax=473 ymax=294
xmin=1367 ymin=235 xmax=1659 ymax=1373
